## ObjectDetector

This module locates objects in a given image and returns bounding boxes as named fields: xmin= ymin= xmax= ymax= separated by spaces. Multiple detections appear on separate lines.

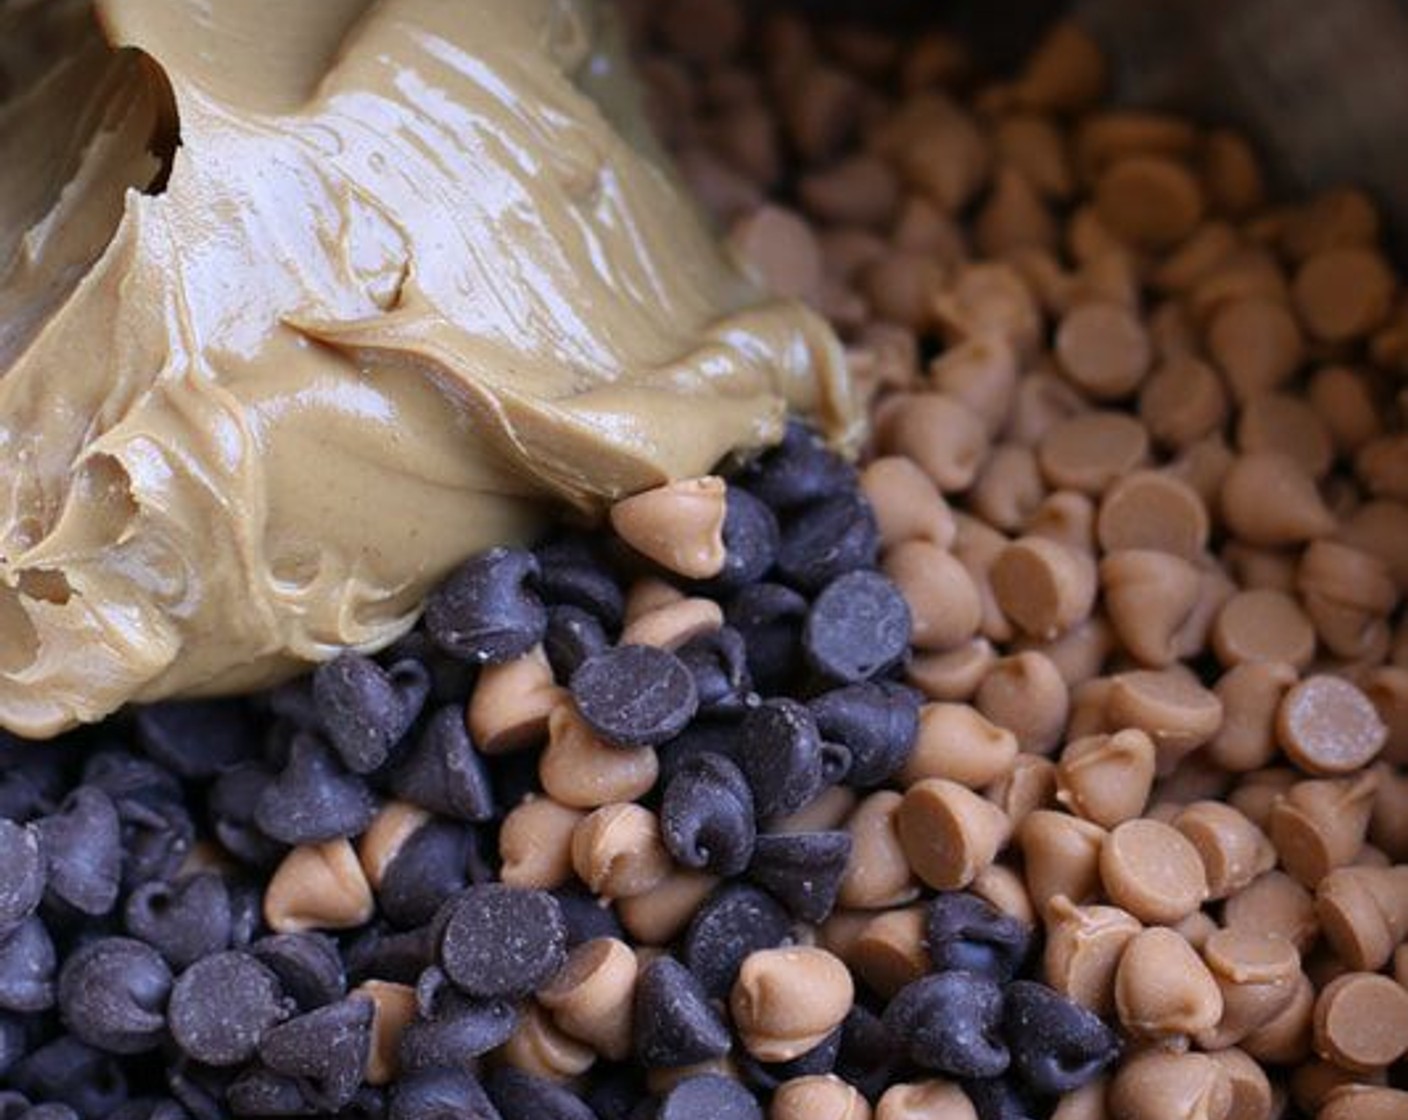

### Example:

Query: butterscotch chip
xmin=878 ymin=392 xmax=990 ymax=493
xmin=1108 ymin=1051 xmax=1234 ymax=1120
xmin=970 ymin=862 xmax=1038 ymax=927
xmin=1198 ymin=928 xmax=1302 ymax=1050
xmin=1106 ymin=668 xmax=1224 ymax=774
xmin=968 ymin=443 xmax=1045 ymax=532
xmin=771 ymin=1075 xmax=873 ymax=1120
xmin=905 ymin=639 xmax=997 ymax=703
xmin=883 ymin=541 xmax=982 ymax=652
xmin=1075 ymin=111 xmax=1200 ymax=180
xmin=975 ymin=167 xmax=1058 ymax=257
xmin=353 ymin=980 xmax=417 ymax=1086
xmin=1038 ymin=411 xmax=1150 ymax=495
xmin=1241 ymin=969 xmax=1315 ymax=1066
xmin=264 ymin=839 xmax=374 ymax=934
xmin=1019 ymin=809 xmax=1106 ymax=916
xmin=1210 ymin=589 xmax=1316 ymax=670
xmin=732 ymin=946 xmax=853 ymax=1063
xmin=1309 ymin=365 xmax=1384 ymax=457
xmin=1150 ymin=221 xmax=1239 ymax=294
xmin=995 ymin=114 xmax=1075 ymax=199
xmin=849 ymin=906 xmax=928 ymax=999
xmin=985 ymin=754 xmax=1058 ymax=829
xmin=860 ymin=456 xmax=956 ymax=552
xmin=468 ymin=645 xmax=562 ymax=754
xmin=1173 ymin=801 xmax=1276 ymax=901
xmin=1115 ymin=926 xmax=1224 ymax=1041
xmin=498 ymin=1000 xmax=596 ymax=1080
xmin=1056 ymin=729 xmax=1157 ymax=828
xmin=1276 ymin=675 xmax=1388 ymax=776
xmin=875 ymin=1079 xmax=979 ymax=1120
xmin=1027 ymin=489 xmax=1097 ymax=551
xmin=927 ymin=335 xmax=1021 ymax=436
xmin=618 ymin=870 xmax=717 ymax=946
xmin=1208 ymin=661 xmax=1299 ymax=773
xmin=1204 ymin=1048 xmax=1272 ymax=1120
xmin=1100 ymin=818 xmax=1209 ymax=924
xmin=570 ymin=803 xmax=673 ymax=900
xmin=1315 ymin=865 xmax=1408 ymax=972
xmin=900 ymin=702 xmax=1017 ymax=789
xmin=1220 ymin=452 xmax=1337 ymax=547
xmin=1202 ymin=128 xmax=1265 ymax=217
xmin=990 ymin=536 xmax=1096 ymax=641
xmin=1097 ymin=470 xmax=1208 ymax=560
xmin=619 ymin=597 xmax=723 ymax=651
xmin=1268 ymin=772 xmax=1380 ymax=887
xmin=609 ymin=477 xmax=727 ymax=580
xmin=1017 ymin=614 xmax=1115 ymax=688
xmin=1293 ymin=248 xmax=1397 ymax=342
xmin=1236 ymin=392 xmax=1334 ymax=479
xmin=973 ymin=650 xmax=1069 ymax=755
xmin=1139 ymin=355 xmax=1230 ymax=450
xmin=839 ymin=790 xmax=920 ymax=911
xmin=538 ymin=937 xmax=638 ymax=1062
xmin=1042 ymin=896 xmax=1142 ymax=1016
xmin=1313 ymin=972 xmax=1408 ymax=1072
xmin=540 ymin=704 xmax=660 ymax=809
xmin=1054 ymin=301 xmax=1152 ymax=400
xmin=1101 ymin=550 xmax=1201 ymax=668
xmin=860 ymin=252 xmax=948 ymax=330
xmin=1094 ymin=154 xmax=1205 ymax=252
xmin=1205 ymin=297 xmax=1305 ymax=402
xmin=499 ymin=796 xmax=585 ymax=890
xmin=895 ymin=778 xmax=1011 ymax=890
xmin=1224 ymin=870 xmax=1319 ymax=954
xmin=1318 ymin=1086 xmax=1408 ymax=1120
xmin=933 ymin=261 xmax=1044 ymax=360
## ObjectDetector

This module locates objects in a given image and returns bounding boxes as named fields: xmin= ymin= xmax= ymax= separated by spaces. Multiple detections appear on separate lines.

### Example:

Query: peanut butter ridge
xmin=0 ymin=0 xmax=856 ymax=737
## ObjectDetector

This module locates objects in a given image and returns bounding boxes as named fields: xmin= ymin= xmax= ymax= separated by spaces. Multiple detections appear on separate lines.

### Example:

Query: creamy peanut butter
xmin=0 ymin=0 xmax=856 ymax=736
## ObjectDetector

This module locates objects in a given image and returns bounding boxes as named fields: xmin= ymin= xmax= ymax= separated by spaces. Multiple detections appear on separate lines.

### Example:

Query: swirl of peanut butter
xmin=0 ymin=0 xmax=856 ymax=737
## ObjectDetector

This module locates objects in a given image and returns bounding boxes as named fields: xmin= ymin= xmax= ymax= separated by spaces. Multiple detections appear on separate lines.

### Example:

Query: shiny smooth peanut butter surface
xmin=0 ymin=0 xmax=855 ymax=736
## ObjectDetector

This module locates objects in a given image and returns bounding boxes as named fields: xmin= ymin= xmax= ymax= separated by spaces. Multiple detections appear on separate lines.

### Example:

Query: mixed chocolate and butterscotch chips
xmin=1 ymin=3 xmax=1408 ymax=1120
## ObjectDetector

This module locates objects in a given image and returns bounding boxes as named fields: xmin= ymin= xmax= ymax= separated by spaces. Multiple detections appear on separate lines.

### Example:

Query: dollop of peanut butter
xmin=0 ymin=0 xmax=856 ymax=737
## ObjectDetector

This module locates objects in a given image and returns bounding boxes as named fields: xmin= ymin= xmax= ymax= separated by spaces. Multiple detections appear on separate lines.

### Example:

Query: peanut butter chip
xmin=1106 ymin=669 xmax=1224 ymax=773
xmin=895 ymin=778 xmax=1012 ymax=890
xmin=1211 ymin=589 xmax=1317 ymax=669
xmin=537 ymin=937 xmax=638 ymax=1062
xmin=1111 ymin=1051 xmax=1233 ymax=1120
xmin=610 ymin=476 xmax=729 ymax=580
xmin=1043 ymin=897 xmax=1142 ymax=1015
xmin=1101 ymin=550 xmax=1202 ymax=667
xmin=1094 ymin=155 xmax=1206 ymax=251
xmin=1220 ymin=453 xmax=1337 ymax=547
xmin=1097 ymin=470 xmax=1209 ymax=560
xmin=1277 ymin=675 xmax=1388 ymax=776
xmin=849 ymin=906 xmax=928 ymax=999
xmin=771 ymin=1075 xmax=873 ymax=1120
xmin=1293 ymin=248 xmax=1397 ymax=342
xmin=1056 ymin=729 xmax=1157 ymax=827
xmin=731 ymin=947 xmax=853 ymax=1062
xmin=1313 ymin=972 xmax=1408 ymax=1072
xmin=353 ymin=980 xmax=417 ymax=1086
xmin=1224 ymin=871 xmax=1319 ymax=954
xmin=1101 ymin=818 xmax=1209 ymax=924
xmin=1315 ymin=865 xmax=1408 ymax=972
xmin=1173 ymin=801 xmax=1276 ymax=900
xmin=1055 ymin=302 xmax=1153 ymax=400
xmin=990 ymin=536 xmax=1096 ymax=641
xmin=1318 ymin=1087 xmax=1408 ymax=1120
xmin=264 ymin=839 xmax=374 ymax=934
xmin=1039 ymin=411 xmax=1150 ymax=494
xmin=883 ymin=541 xmax=982 ymax=652
xmin=1116 ymin=926 xmax=1224 ymax=1040
xmin=875 ymin=1079 xmax=979 ymax=1120
xmin=1206 ymin=298 xmax=1305 ymax=403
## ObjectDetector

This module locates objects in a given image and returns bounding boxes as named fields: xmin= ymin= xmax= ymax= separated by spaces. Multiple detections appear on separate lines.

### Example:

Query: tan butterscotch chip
xmin=975 ymin=167 xmax=1057 ymax=258
xmin=771 ymin=1075 xmax=872 ymax=1120
xmin=1097 ymin=470 xmax=1209 ymax=560
xmin=1100 ymin=818 xmax=1209 ymax=924
xmin=731 ymin=947 xmax=853 ymax=1063
xmin=1210 ymin=589 xmax=1316 ymax=670
xmin=1224 ymin=870 xmax=1319 ymax=955
xmin=1310 ymin=366 xmax=1385 ymax=458
xmin=971 ymin=863 xmax=1037 ymax=926
xmin=973 ymin=651 xmax=1069 ymax=755
xmin=499 ymin=796 xmax=584 ymax=890
xmin=728 ymin=204 xmax=824 ymax=304
xmin=1048 ymin=1081 xmax=1109 ymax=1120
xmin=1315 ymin=865 xmax=1408 ymax=972
xmin=1006 ymin=369 xmax=1090 ymax=449
xmin=264 ymin=839 xmax=374 ymax=934
xmin=1268 ymin=772 xmax=1380 ymax=887
xmin=1101 ymin=550 xmax=1201 ymax=668
xmin=1027 ymin=489 xmax=1097 ymax=552
xmin=1150 ymin=221 xmax=1238 ymax=295
xmin=1018 ymin=615 xmax=1115 ymax=688
xmin=538 ymin=937 xmax=638 ymax=1062
xmin=770 ymin=786 xmax=857 ymax=835
xmin=990 ymin=536 xmax=1096 ymax=641
xmin=1241 ymin=969 xmax=1315 ymax=1066
xmin=1019 ymin=810 xmax=1106 ymax=916
xmin=570 ymin=803 xmax=673 ymax=900
xmin=985 ymin=754 xmax=1058 ymax=829
xmin=1094 ymin=155 xmax=1205 ymax=252
xmin=1313 ymin=972 xmax=1408 ymax=1072
xmin=1173 ymin=801 xmax=1276 ymax=900
xmin=839 ymin=790 xmax=920 ymax=910
xmin=1056 ymin=729 xmax=1157 ymax=828
xmin=353 ymin=980 xmax=416 ymax=1086
xmin=928 ymin=336 xmax=1022 ymax=437
xmin=618 ymin=870 xmax=717 ymax=946
xmin=1198 ymin=928 xmax=1302 ymax=1049
xmin=1276 ymin=675 xmax=1388 ymax=776
xmin=1106 ymin=669 xmax=1224 ymax=774
xmin=899 ymin=702 xmax=1017 ymax=789
xmin=860 ymin=456 xmax=956 ymax=551
xmin=357 ymin=801 xmax=431 ymax=891
xmin=540 ymin=704 xmax=660 ymax=809
xmin=860 ymin=253 xmax=947 ymax=331
xmin=1220 ymin=452 xmax=1337 ymax=547
xmin=895 ymin=778 xmax=1011 ymax=890
xmin=498 ymin=1000 xmax=596 ymax=1080
xmin=969 ymin=443 xmax=1044 ymax=533
xmin=1205 ymin=297 xmax=1305 ymax=403
xmin=1236 ymin=392 xmax=1335 ymax=480
xmin=1293 ymin=248 xmax=1397 ymax=342
xmin=1043 ymin=896 xmax=1142 ymax=1016
xmin=882 ymin=541 xmax=982 ymax=652
xmin=878 ymin=392 xmax=990 ymax=493
xmin=1139 ymin=355 xmax=1230 ymax=450
xmin=619 ymin=597 xmax=723 ymax=651
xmin=609 ymin=476 xmax=727 ymax=580
xmin=1208 ymin=662 xmax=1299 ymax=773
xmin=1202 ymin=128 xmax=1264 ymax=216
xmin=468 ymin=646 xmax=562 ymax=755
xmin=875 ymin=1079 xmax=978 ymax=1120
xmin=907 ymin=638 xmax=998 ymax=703
xmin=1318 ymin=1086 xmax=1408 ymax=1120
xmin=1038 ymin=411 xmax=1150 ymax=495
xmin=849 ymin=906 xmax=929 ymax=999
xmin=1054 ymin=301 xmax=1152 ymax=400
xmin=1074 ymin=111 xmax=1200 ymax=181
xmin=1115 ymin=926 xmax=1224 ymax=1041
xmin=1204 ymin=1048 xmax=1272 ymax=1120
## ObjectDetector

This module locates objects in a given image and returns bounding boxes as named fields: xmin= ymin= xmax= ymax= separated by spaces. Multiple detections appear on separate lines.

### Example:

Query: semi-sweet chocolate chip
xmin=632 ymin=956 xmax=732 ymax=1067
xmin=804 ymin=570 xmax=913 ymax=683
xmin=926 ymin=892 xmax=1032 ymax=982
xmin=883 ymin=971 xmax=1009 ymax=1079
xmin=168 ymin=951 xmax=293 ymax=1066
xmin=569 ymin=645 xmax=699 ymax=749
xmin=57 ymin=938 xmax=172 ymax=1055
xmin=423 ymin=547 xmax=547 ymax=665
xmin=1002 ymin=980 xmax=1118 ymax=1095
xmin=435 ymin=885 xmax=566 ymax=1001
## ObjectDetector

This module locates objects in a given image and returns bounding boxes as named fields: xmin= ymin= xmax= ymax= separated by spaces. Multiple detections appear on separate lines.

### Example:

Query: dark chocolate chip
xmin=724 ymin=583 xmax=808 ymax=694
xmin=804 ymin=570 xmax=912 ymax=684
xmin=251 ymin=932 xmax=347 ymax=1010
xmin=835 ymin=1005 xmax=897 ymax=1102
xmin=344 ymin=924 xmax=434 ymax=988
xmin=746 ymin=831 xmax=852 ymax=923
xmin=657 ymin=718 xmax=741 ymax=787
xmin=424 ymin=548 xmax=547 ymax=665
xmin=570 ymin=645 xmax=699 ymax=749
xmin=676 ymin=627 xmax=754 ymax=716
xmin=962 ymin=1077 xmax=1044 ymax=1120
xmin=661 ymin=753 xmax=756 ymax=876
xmin=9 ymin=1036 xmax=127 ymax=1120
xmin=808 ymin=682 xmax=920 ymax=789
xmin=399 ymin=968 xmax=517 ymax=1072
xmin=552 ymin=884 xmax=625 ymax=948
xmin=0 ymin=821 xmax=44 ymax=932
xmin=166 ymin=1060 xmax=234 ymax=1120
xmin=700 ymin=488 xmax=780 ymax=592
xmin=225 ymin=1068 xmax=313 ymax=1117
xmin=105 ymin=1099 xmax=191 ymax=1120
xmin=485 ymin=1068 xmax=594 ymax=1120
xmin=379 ymin=819 xmax=474 ymax=929
xmin=313 ymin=654 xmax=427 ymax=774
xmin=125 ymin=874 xmax=232 ymax=970
xmin=0 ymin=917 xmax=55 ymax=1013
xmin=226 ymin=877 xmax=267 ymax=947
xmin=389 ymin=706 xmax=494 ymax=822
xmin=633 ymin=956 xmax=732 ymax=1068
xmin=135 ymin=699 xmax=259 ymax=779
xmin=927 ymin=892 xmax=1033 ymax=983
xmin=884 ymin=972 xmax=1009 ymax=1079
xmin=209 ymin=765 xmax=285 ymax=869
xmin=110 ymin=792 xmax=195 ymax=891
xmin=0 ymin=1014 xmax=25 ymax=1077
xmin=0 ymin=772 xmax=49 ymax=824
xmin=537 ymin=557 xmax=626 ymax=633
xmin=168 ymin=951 xmax=292 ymax=1066
xmin=1002 ymin=980 xmax=1119 ymax=1096
xmin=22 ymin=1106 xmax=80 ymax=1120
xmin=390 ymin=1068 xmax=499 ymax=1120
xmin=258 ymin=997 xmax=373 ymax=1109
xmin=253 ymin=733 xmax=376 ymax=846
xmin=775 ymin=492 xmax=880 ymax=594
xmin=739 ymin=422 xmax=858 ymax=512
xmin=734 ymin=699 xmax=825 ymax=819
xmin=58 ymin=937 xmax=172 ymax=1054
xmin=543 ymin=605 xmax=611 ymax=682
xmin=682 ymin=883 xmax=793 ymax=999
xmin=0 ymin=1095 xmax=28 ymax=1120
xmin=658 ymin=1075 xmax=763 ymax=1120
xmin=436 ymin=885 xmax=566 ymax=1000
xmin=35 ymin=786 xmax=122 ymax=916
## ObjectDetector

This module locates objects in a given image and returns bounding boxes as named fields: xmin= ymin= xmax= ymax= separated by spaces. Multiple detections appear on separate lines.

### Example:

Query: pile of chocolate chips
xmin=0 ymin=423 xmax=1116 ymax=1120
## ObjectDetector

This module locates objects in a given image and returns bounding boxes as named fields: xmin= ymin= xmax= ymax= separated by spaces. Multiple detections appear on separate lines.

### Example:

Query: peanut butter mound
xmin=0 ymin=0 xmax=856 ymax=737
